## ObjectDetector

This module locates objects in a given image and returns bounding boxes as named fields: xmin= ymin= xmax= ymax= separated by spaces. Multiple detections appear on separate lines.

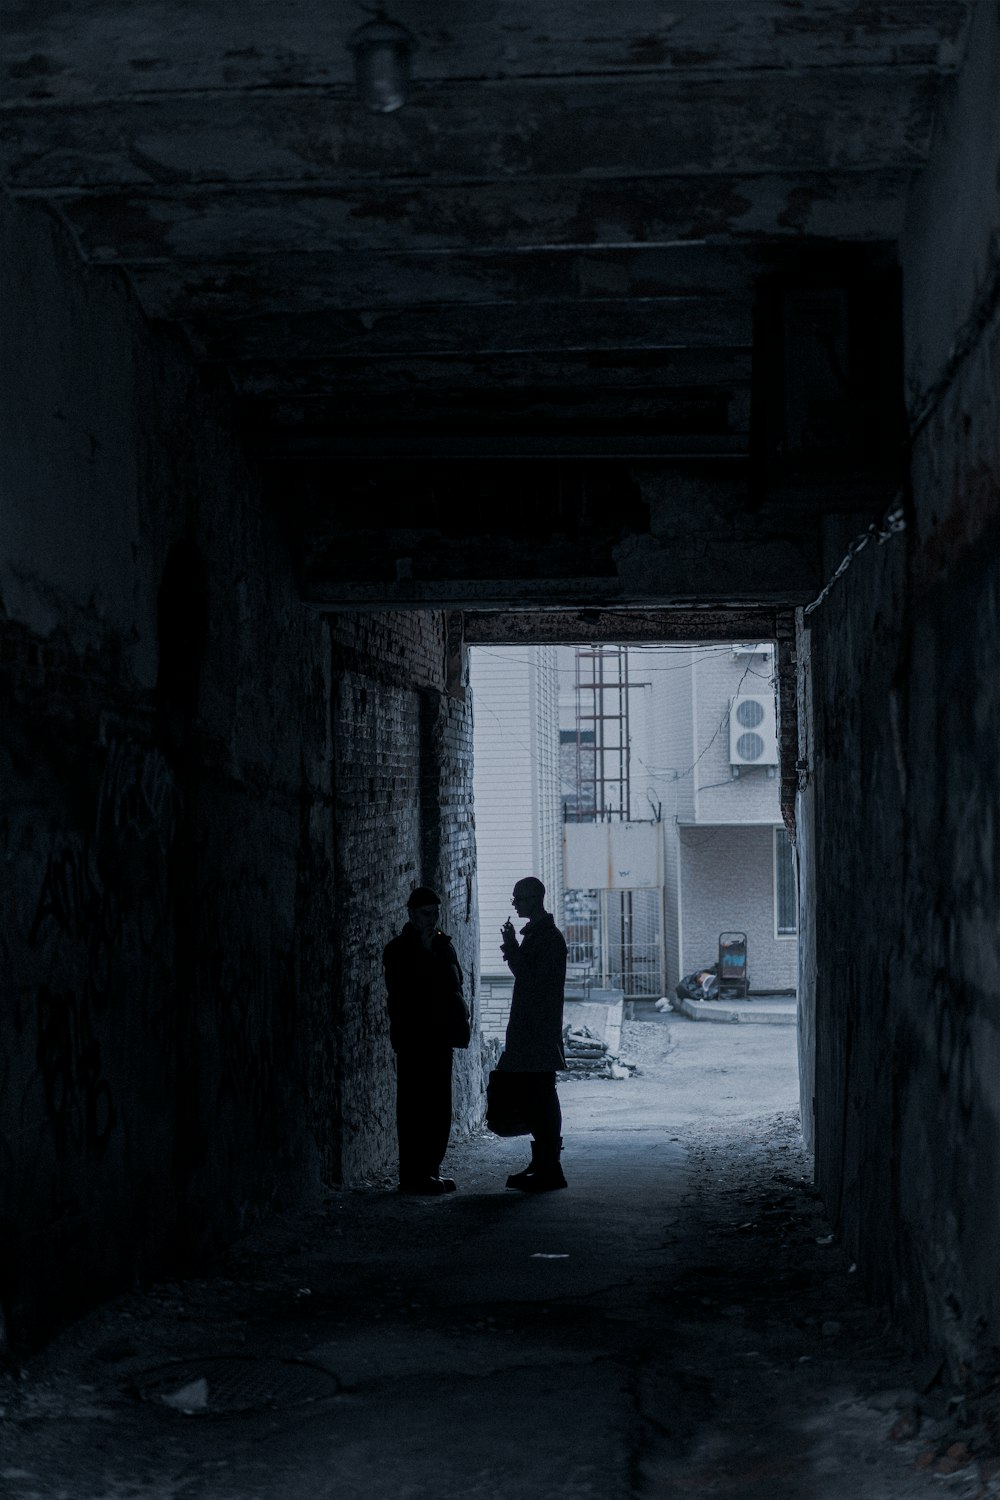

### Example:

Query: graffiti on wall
xmin=25 ymin=736 xmax=181 ymax=1160
xmin=96 ymin=736 xmax=179 ymax=855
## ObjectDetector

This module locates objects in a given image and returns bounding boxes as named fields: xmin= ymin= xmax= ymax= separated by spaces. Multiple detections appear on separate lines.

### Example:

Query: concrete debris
xmin=561 ymin=1023 xmax=638 ymax=1080
xmin=899 ymin=1350 xmax=1000 ymax=1486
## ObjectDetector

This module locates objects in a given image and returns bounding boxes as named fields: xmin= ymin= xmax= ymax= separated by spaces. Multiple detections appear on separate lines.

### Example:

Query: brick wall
xmin=479 ymin=980 xmax=515 ymax=1043
xmin=328 ymin=613 xmax=481 ymax=1183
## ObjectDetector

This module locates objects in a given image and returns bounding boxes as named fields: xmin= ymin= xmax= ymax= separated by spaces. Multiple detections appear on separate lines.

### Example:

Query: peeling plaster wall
xmin=808 ymin=0 xmax=1000 ymax=1365
xmin=0 ymin=198 xmax=335 ymax=1350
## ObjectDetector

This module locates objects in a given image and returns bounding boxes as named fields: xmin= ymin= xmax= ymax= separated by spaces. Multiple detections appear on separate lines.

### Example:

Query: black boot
xmin=519 ymin=1139 xmax=566 ymax=1193
xmin=520 ymin=1165 xmax=567 ymax=1193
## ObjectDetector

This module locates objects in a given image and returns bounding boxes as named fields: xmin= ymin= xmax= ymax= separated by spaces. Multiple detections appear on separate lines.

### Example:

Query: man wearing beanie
xmin=383 ymin=885 xmax=471 ymax=1195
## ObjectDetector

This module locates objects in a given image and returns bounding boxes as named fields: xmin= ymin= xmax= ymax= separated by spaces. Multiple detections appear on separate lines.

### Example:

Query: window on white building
xmin=774 ymin=827 xmax=797 ymax=936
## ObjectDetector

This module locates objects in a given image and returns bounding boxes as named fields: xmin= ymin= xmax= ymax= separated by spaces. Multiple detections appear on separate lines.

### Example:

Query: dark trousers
xmin=395 ymin=1048 xmax=453 ymax=1186
xmin=516 ymin=1071 xmax=562 ymax=1170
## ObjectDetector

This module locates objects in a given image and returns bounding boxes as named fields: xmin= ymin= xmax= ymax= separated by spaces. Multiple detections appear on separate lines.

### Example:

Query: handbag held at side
xmin=486 ymin=1067 xmax=531 ymax=1137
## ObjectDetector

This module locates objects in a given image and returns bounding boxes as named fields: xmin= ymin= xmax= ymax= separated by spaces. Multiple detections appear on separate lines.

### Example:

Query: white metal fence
xmin=565 ymin=887 xmax=663 ymax=1000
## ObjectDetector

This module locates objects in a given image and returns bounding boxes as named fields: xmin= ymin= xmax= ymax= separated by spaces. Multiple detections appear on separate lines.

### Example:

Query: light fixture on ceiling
xmin=348 ymin=9 xmax=417 ymax=114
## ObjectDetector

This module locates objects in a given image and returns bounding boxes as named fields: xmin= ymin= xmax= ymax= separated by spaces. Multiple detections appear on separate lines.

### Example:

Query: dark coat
xmin=500 ymin=912 xmax=567 ymax=1072
xmin=383 ymin=924 xmax=471 ymax=1054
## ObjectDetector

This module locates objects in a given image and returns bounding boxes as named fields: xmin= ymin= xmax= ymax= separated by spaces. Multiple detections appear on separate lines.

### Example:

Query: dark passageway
xmin=5 ymin=1019 xmax=981 ymax=1499
xmin=2 ymin=0 xmax=999 ymax=1495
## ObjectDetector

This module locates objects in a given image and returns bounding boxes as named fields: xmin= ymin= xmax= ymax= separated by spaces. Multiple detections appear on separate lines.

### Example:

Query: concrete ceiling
xmin=1 ymin=1 xmax=974 ymax=609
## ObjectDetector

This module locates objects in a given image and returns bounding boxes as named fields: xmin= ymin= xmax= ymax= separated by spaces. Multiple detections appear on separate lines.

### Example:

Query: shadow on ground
xmin=2 ymin=1021 xmax=997 ymax=1499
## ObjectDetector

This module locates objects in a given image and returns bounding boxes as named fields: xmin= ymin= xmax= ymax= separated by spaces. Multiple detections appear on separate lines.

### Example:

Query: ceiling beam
xmin=249 ymin=384 xmax=745 ymax=438
xmin=258 ymin=434 xmax=748 ymax=459
xmin=126 ymin=240 xmax=893 ymax=320
xmin=0 ymin=71 xmax=939 ymax=191
xmin=300 ymin=572 xmax=816 ymax=611
xmin=230 ymin=347 xmax=755 ymax=399
xmin=462 ymin=607 xmax=785 ymax=642
xmin=42 ymin=169 xmax=913 ymax=262
xmin=125 ymin=246 xmax=776 ymax=319
xmin=184 ymin=296 xmax=751 ymax=363
xmin=2 ymin=1 xmax=970 ymax=107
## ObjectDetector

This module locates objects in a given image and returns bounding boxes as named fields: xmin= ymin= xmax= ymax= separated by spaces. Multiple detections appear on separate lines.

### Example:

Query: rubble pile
xmin=560 ymin=1023 xmax=637 ymax=1081
xmin=892 ymin=1348 xmax=1000 ymax=1483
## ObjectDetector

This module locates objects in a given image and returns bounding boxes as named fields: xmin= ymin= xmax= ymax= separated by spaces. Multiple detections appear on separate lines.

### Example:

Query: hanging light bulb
xmin=348 ymin=10 xmax=417 ymax=114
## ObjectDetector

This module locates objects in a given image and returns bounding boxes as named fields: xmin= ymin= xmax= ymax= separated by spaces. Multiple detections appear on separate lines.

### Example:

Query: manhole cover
xmin=135 ymin=1355 xmax=340 ymax=1416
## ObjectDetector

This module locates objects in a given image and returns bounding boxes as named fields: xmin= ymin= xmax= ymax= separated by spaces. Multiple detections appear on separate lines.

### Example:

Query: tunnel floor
xmin=3 ymin=1021 xmax=995 ymax=1500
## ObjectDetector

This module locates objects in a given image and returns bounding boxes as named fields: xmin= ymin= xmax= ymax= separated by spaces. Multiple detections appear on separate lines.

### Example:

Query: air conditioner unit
xmin=729 ymin=694 xmax=778 ymax=766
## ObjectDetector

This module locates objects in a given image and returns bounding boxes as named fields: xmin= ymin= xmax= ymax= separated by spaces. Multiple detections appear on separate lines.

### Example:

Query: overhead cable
xmin=804 ymin=501 xmax=907 ymax=618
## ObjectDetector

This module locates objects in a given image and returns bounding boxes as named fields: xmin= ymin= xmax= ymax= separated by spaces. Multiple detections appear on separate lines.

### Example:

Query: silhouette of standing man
xmin=498 ymin=876 xmax=568 ymax=1192
xmin=384 ymin=886 xmax=471 ymax=1195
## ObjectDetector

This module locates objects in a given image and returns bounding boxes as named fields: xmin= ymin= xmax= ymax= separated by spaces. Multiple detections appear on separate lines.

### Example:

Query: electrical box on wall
xmin=563 ymin=819 xmax=662 ymax=890
xmin=729 ymin=694 xmax=778 ymax=766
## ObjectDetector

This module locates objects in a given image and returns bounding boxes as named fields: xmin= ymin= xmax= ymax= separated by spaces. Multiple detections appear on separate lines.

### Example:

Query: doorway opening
xmin=469 ymin=637 xmax=799 ymax=1072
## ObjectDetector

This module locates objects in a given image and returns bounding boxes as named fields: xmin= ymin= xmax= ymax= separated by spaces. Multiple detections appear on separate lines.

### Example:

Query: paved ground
xmin=667 ymin=993 xmax=797 ymax=1025
xmin=3 ymin=1018 xmax=998 ymax=1499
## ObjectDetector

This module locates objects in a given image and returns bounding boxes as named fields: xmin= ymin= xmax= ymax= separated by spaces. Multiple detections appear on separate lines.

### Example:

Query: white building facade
xmin=562 ymin=642 xmax=797 ymax=997
xmin=469 ymin=646 xmax=563 ymax=982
